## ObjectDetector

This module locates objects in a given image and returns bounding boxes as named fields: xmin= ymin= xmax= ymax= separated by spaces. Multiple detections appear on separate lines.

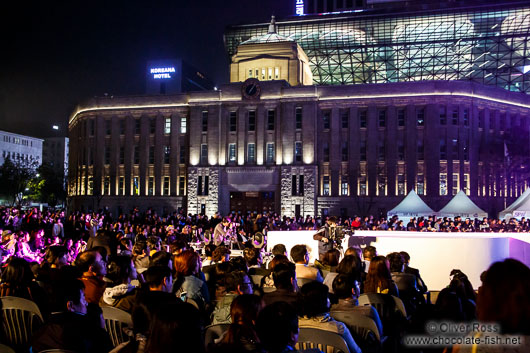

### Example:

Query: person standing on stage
xmin=213 ymin=218 xmax=230 ymax=246
xmin=313 ymin=216 xmax=341 ymax=261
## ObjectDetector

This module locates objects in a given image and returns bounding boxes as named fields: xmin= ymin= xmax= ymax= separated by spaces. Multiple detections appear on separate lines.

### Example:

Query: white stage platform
xmin=266 ymin=230 xmax=530 ymax=291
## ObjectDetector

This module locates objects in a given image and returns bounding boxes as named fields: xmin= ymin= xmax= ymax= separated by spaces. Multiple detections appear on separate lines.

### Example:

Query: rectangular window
xmin=198 ymin=176 xmax=203 ymax=196
xmin=440 ymin=173 xmax=447 ymax=195
xmin=268 ymin=67 xmax=273 ymax=80
xmin=119 ymin=176 xmax=124 ymax=195
xmin=323 ymin=143 xmax=329 ymax=162
xmin=341 ymin=110 xmax=349 ymax=129
xmin=323 ymin=176 xmax=330 ymax=196
xmin=179 ymin=146 xmax=186 ymax=164
xmin=274 ymin=67 xmax=279 ymax=79
xmin=103 ymin=176 xmax=110 ymax=195
xmin=299 ymin=175 xmax=304 ymax=196
xmin=230 ymin=112 xmax=237 ymax=132
xmin=135 ymin=119 xmax=141 ymax=135
xmin=341 ymin=176 xmax=348 ymax=196
xmin=417 ymin=140 xmax=424 ymax=161
xmin=452 ymin=173 xmax=459 ymax=195
xmin=149 ymin=146 xmax=155 ymax=164
xmin=397 ymin=174 xmax=405 ymax=195
xmin=359 ymin=110 xmax=367 ymax=128
xmin=104 ymin=146 xmax=110 ymax=165
xmin=397 ymin=109 xmax=406 ymax=127
xmin=120 ymin=120 xmax=126 ymax=135
xmin=440 ymin=139 xmax=447 ymax=160
xmin=417 ymin=174 xmax=425 ymax=195
xmin=119 ymin=146 xmax=124 ymax=165
xmin=201 ymin=110 xmax=208 ymax=132
xmin=180 ymin=117 xmax=187 ymax=133
xmin=463 ymin=109 xmax=469 ymax=126
xmin=417 ymin=108 xmax=425 ymax=126
xmin=341 ymin=142 xmax=348 ymax=161
xmin=261 ymin=68 xmax=266 ymax=80
xmin=179 ymin=176 xmax=185 ymax=196
xmin=398 ymin=141 xmax=405 ymax=161
xmin=88 ymin=176 xmax=93 ymax=195
xmin=322 ymin=110 xmax=331 ymax=130
xmin=452 ymin=108 xmax=459 ymax=125
xmin=266 ymin=143 xmax=275 ymax=163
xmin=360 ymin=140 xmax=366 ymax=161
xmin=248 ymin=111 xmax=256 ymax=131
xmin=148 ymin=176 xmax=154 ymax=196
xmin=133 ymin=146 xmax=140 ymax=164
xmin=378 ymin=110 xmax=386 ymax=127
xmin=359 ymin=175 xmax=367 ymax=196
xmin=149 ymin=119 xmax=156 ymax=134
xmin=267 ymin=110 xmax=275 ymax=131
xmin=440 ymin=106 xmax=447 ymax=125
xmin=295 ymin=107 xmax=302 ymax=129
xmin=165 ymin=117 xmax=171 ymax=134
xmin=378 ymin=174 xmax=386 ymax=196
xmin=463 ymin=139 xmax=469 ymax=161
xmin=378 ymin=141 xmax=385 ymax=161
xmin=452 ymin=139 xmax=458 ymax=160
xmin=248 ymin=69 xmax=253 ymax=78
xmin=163 ymin=176 xmax=170 ymax=196
xmin=292 ymin=175 xmax=297 ymax=196
xmin=204 ymin=176 xmax=209 ymax=196
xmin=294 ymin=141 xmax=303 ymax=162
xmin=228 ymin=143 xmax=236 ymax=162
xmin=164 ymin=145 xmax=170 ymax=164
xmin=247 ymin=143 xmax=255 ymax=163
xmin=463 ymin=173 xmax=470 ymax=195
xmin=133 ymin=176 xmax=139 ymax=196
xmin=200 ymin=144 xmax=208 ymax=164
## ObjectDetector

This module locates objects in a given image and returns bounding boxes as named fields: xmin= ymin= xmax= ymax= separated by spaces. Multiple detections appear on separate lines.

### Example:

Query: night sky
xmin=0 ymin=0 xmax=291 ymax=138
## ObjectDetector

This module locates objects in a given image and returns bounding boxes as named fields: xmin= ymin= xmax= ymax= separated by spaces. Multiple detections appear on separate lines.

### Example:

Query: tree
xmin=0 ymin=157 xmax=38 ymax=206
xmin=27 ymin=162 xmax=67 ymax=207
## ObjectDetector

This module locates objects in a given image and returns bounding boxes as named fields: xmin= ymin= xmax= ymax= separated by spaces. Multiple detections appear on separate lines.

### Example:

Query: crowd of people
xmin=0 ymin=206 xmax=529 ymax=353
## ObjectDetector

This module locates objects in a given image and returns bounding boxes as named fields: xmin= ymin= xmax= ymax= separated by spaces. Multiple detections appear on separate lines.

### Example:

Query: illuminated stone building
xmin=67 ymin=3 xmax=530 ymax=217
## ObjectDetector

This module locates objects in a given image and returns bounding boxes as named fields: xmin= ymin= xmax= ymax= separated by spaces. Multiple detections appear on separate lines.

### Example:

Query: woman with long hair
xmin=101 ymin=255 xmax=137 ymax=313
xmin=363 ymin=255 xmax=398 ymax=296
xmin=172 ymin=249 xmax=210 ymax=310
xmin=0 ymin=257 xmax=49 ymax=318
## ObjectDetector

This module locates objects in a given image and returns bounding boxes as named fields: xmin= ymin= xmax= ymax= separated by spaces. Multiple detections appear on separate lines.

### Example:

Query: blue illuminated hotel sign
xmin=150 ymin=67 xmax=176 ymax=79
xmin=295 ymin=0 xmax=304 ymax=16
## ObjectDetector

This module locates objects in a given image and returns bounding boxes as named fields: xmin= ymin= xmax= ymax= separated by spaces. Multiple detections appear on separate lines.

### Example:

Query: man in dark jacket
xmin=31 ymin=279 xmax=112 ymax=353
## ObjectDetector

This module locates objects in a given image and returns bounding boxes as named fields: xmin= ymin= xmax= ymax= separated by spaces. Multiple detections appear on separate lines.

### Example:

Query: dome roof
xmin=240 ymin=16 xmax=293 ymax=45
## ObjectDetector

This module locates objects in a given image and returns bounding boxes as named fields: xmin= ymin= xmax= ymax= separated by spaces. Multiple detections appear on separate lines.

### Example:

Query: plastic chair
xmin=204 ymin=323 xmax=230 ymax=350
xmin=0 ymin=296 xmax=44 ymax=351
xmin=330 ymin=310 xmax=381 ymax=342
xmin=0 ymin=344 xmax=15 ymax=353
xmin=251 ymin=275 xmax=264 ymax=288
xmin=297 ymin=327 xmax=350 ymax=353
xmin=297 ymin=277 xmax=316 ymax=288
xmin=101 ymin=306 xmax=132 ymax=347
xmin=392 ymin=296 xmax=408 ymax=319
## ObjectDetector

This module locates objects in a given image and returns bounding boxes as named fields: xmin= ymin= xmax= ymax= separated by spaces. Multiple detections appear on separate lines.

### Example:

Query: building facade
xmin=225 ymin=1 xmax=530 ymax=93
xmin=68 ymin=80 xmax=530 ymax=218
xmin=42 ymin=136 xmax=69 ymax=178
xmin=0 ymin=130 xmax=43 ymax=167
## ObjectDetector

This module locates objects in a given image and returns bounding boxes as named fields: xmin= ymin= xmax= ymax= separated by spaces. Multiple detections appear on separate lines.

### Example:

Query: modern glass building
xmin=225 ymin=1 xmax=530 ymax=93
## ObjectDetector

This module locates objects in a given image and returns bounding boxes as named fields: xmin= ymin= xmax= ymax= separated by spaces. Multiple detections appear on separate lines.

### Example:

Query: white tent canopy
xmin=499 ymin=188 xmax=530 ymax=219
xmin=438 ymin=190 xmax=488 ymax=219
xmin=388 ymin=190 xmax=435 ymax=221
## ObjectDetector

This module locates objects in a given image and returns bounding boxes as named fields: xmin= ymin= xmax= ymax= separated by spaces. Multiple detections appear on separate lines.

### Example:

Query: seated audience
xmin=263 ymin=262 xmax=299 ymax=307
xmin=31 ymin=279 xmax=113 ymax=353
xmin=256 ymin=301 xmax=300 ymax=353
xmin=75 ymin=250 xmax=107 ymax=305
xmin=101 ymin=255 xmax=138 ymax=312
xmin=400 ymin=251 xmax=427 ymax=293
xmin=291 ymin=244 xmax=323 ymax=283
xmin=211 ymin=270 xmax=253 ymax=324
xmin=172 ymin=249 xmax=210 ymax=311
xmin=387 ymin=252 xmax=423 ymax=313
xmin=298 ymin=281 xmax=361 ymax=353
xmin=363 ymin=255 xmax=398 ymax=296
